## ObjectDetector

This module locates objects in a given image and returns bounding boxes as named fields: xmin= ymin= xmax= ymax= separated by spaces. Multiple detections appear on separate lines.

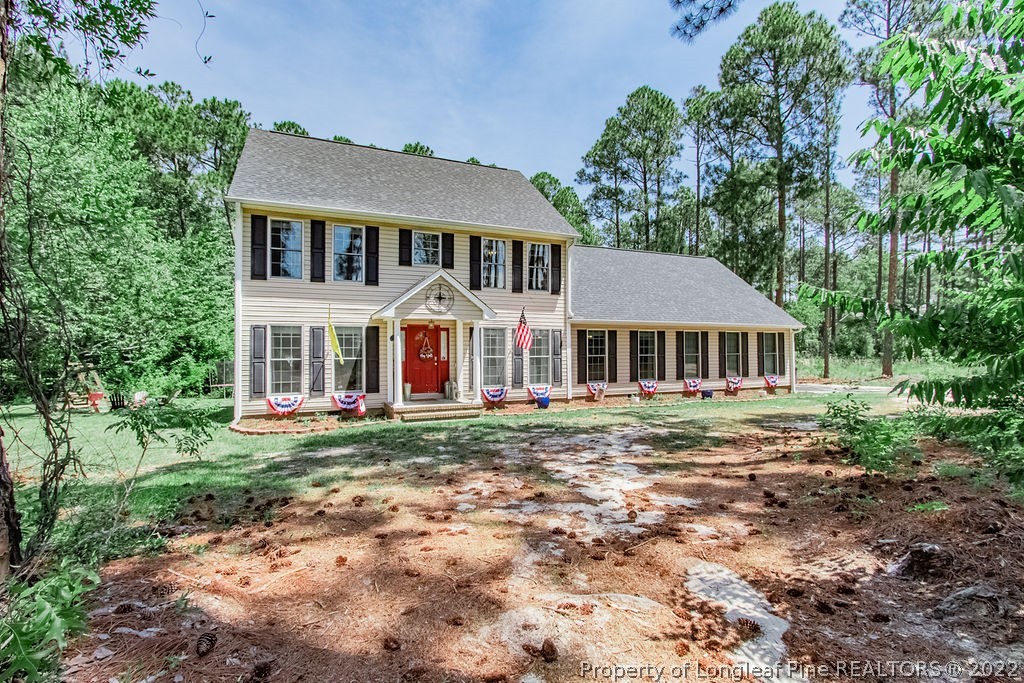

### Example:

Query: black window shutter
xmin=718 ymin=331 xmax=727 ymax=378
xmin=250 ymin=215 xmax=267 ymax=280
xmin=399 ymin=229 xmax=412 ymax=266
xmin=756 ymin=332 xmax=765 ymax=377
xmin=577 ymin=329 xmax=587 ymax=384
xmin=469 ymin=235 xmax=482 ymax=290
xmin=512 ymin=346 xmax=523 ymax=388
xmin=657 ymin=331 xmax=666 ymax=381
xmin=552 ymin=330 xmax=563 ymax=386
xmin=310 ymin=220 xmax=325 ymax=282
xmin=741 ymin=332 xmax=750 ymax=377
xmin=676 ymin=331 xmax=685 ymax=380
xmin=550 ymin=244 xmax=562 ymax=294
xmin=441 ymin=232 xmax=454 ymax=269
xmin=700 ymin=331 xmax=710 ymax=379
xmin=309 ymin=326 xmax=325 ymax=396
xmin=607 ymin=330 xmax=617 ymax=383
xmin=629 ymin=331 xmax=639 ymax=383
xmin=777 ymin=332 xmax=787 ymax=375
xmin=365 ymin=226 xmax=379 ymax=286
xmin=365 ymin=326 xmax=380 ymax=393
xmin=251 ymin=325 xmax=267 ymax=397
xmin=511 ymin=240 xmax=524 ymax=293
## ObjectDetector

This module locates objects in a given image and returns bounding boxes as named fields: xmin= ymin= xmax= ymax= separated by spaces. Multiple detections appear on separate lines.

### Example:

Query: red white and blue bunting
xmin=685 ymin=378 xmax=703 ymax=392
xmin=528 ymin=385 xmax=552 ymax=400
xmin=638 ymin=380 xmax=658 ymax=396
xmin=586 ymin=382 xmax=608 ymax=397
xmin=481 ymin=387 xmax=508 ymax=404
xmin=267 ymin=395 xmax=305 ymax=415
xmin=726 ymin=377 xmax=744 ymax=392
xmin=332 ymin=392 xmax=367 ymax=416
xmin=764 ymin=375 xmax=780 ymax=388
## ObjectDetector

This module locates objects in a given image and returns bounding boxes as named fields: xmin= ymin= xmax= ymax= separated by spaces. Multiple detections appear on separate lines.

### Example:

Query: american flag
xmin=514 ymin=307 xmax=533 ymax=350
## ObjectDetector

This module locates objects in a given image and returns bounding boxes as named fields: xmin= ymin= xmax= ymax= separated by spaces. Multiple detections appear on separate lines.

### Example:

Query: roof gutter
xmin=568 ymin=318 xmax=804 ymax=331
xmin=224 ymin=195 xmax=578 ymax=243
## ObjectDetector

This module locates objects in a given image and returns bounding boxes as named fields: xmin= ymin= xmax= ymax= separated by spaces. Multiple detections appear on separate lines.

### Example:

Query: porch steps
xmin=386 ymin=401 xmax=483 ymax=423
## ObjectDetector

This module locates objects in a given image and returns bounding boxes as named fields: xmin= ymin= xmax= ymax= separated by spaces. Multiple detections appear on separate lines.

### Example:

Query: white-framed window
xmin=529 ymin=329 xmax=551 ymax=384
xmin=763 ymin=333 xmax=779 ymax=375
xmin=725 ymin=332 xmax=742 ymax=376
xmin=482 ymin=238 xmax=506 ymax=288
xmin=332 ymin=326 xmax=363 ymax=391
xmin=270 ymin=219 xmax=302 ymax=279
xmin=270 ymin=326 xmax=302 ymax=394
xmin=482 ymin=328 xmax=506 ymax=386
xmin=413 ymin=231 xmax=440 ymax=266
xmin=333 ymin=225 xmax=363 ymax=282
xmin=586 ymin=330 xmax=607 ymax=382
xmin=682 ymin=331 xmax=700 ymax=379
xmin=637 ymin=330 xmax=657 ymax=381
xmin=527 ymin=243 xmax=550 ymax=291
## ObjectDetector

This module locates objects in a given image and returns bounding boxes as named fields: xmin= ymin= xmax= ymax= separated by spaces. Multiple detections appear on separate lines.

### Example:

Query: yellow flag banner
xmin=328 ymin=306 xmax=343 ymax=364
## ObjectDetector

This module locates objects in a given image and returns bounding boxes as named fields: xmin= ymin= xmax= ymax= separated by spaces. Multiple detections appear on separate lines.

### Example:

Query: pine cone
xmin=196 ymin=632 xmax=217 ymax=657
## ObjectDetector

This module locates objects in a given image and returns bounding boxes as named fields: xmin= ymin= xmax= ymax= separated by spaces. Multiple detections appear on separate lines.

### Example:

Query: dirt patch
xmin=65 ymin=418 xmax=1024 ymax=682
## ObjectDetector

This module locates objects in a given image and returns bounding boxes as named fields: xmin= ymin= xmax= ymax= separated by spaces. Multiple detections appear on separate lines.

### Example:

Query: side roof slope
xmin=228 ymin=129 xmax=578 ymax=237
xmin=570 ymin=246 xmax=803 ymax=329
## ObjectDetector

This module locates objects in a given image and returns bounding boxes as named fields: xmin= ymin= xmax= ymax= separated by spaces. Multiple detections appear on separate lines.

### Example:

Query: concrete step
xmin=399 ymin=407 xmax=482 ymax=423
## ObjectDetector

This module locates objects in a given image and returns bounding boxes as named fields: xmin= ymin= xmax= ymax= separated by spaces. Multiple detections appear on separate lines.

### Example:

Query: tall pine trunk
xmin=776 ymin=183 xmax=786 ymax=306
xmin=823 ymin=179 xmax=832 ymax=379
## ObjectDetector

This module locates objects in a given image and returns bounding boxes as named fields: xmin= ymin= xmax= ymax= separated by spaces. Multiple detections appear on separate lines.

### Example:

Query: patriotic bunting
xmin=764 ymin=375 xmax=780 ymax=388
xmin=528 ymin=385 xmax=551 ymax=400
xmin=332 ymin=392 xmax=367 ymax=416
xmin=267 ymin=395 xmax=305 ymax=415
xmin=638 ymin=380 xmax=658 ymax=397
xmin=586 ymin=382 xmax=607 ymax=398
xmin=685 ymin=378 xmax=703 ymax=392
xmin=481 ymin=387 xmax=508 ymax=403
xmin=726 ymin=377 xmax=743 ymax=392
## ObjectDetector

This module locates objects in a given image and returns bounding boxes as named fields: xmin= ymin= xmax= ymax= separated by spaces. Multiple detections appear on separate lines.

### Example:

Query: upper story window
xmin=528 ymin=243 xmax=550 ymax=291
xmin=270 ymin=219 xmax=302 ymax=279
xmin=587 ymin=330 xmax=607 ymax=382
xmin=413 ymin=232 xmax=440 ymax=266
xmin=763 ymin=332 xmax=779 ymax=375
xmin=637 ymin=330 xmax=657 ymax=381
xmin=725 ymin=332 xmax=742 ymax=376
xmin=333 ymin=225 xmax=363 ymax=282
xmin=482 ymin=238 xmax=505 ymax=288
xmin=682 ymin=331 xmax=700 ymax=379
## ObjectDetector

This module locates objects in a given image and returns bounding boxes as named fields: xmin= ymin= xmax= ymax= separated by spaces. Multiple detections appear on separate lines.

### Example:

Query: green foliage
xmin=916 ymin=403 xmax=1024 ymax=484
xmin=107 ymin=402 xmax=216 ymax=460
xmin=331 ymin=134 xmax=353 ymax=143
xmin=529 ymin=172 xmax=600 ymax=244
xmin=821 ymin=395 xmax=917 ymax=471
xmin=1 ymin=563 xmax=98 ymax=681
xmin=401 ymin=141 xmax=434 ymax=156
xmin=271 ymin=120 xmax=308 ymax=136
xmin=907 ymin=500 xmax=949 ymax=513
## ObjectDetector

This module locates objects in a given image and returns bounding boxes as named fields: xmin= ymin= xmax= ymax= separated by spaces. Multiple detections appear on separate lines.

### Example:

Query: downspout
xmin=565 ymin=237 xmax=575 ymax=401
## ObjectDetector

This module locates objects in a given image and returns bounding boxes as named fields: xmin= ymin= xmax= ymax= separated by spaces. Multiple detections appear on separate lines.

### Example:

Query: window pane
xmin=270 ymin=220 xmax=302 ymax=279
xmin=528 ymin=244 xmax=550 ymax=291
xmin=482 ymin=328 xmax=506 ymax=386
xmin=271 ymin=326 xmax=302 ymax=394
xmin=413 ymin=232 xmax=440 ymax=266
xmin=763 ymin=334 xmax=776 ymax=355
xmin=529 ymin=330 xmax=551 ymax=384
xmin=333 ymin=327 xmax=363 ymax=391
xmin=726 ymin=332 xmax=739 ymax=354
xmin=333 ymin=226 xmax=363 ymax=282
xmin=482 ymin=239 xmax=505 ymax=288
xmin=638 ymin=331 xmax=656 ymax=380
xmin=586 ymin=331 xmax=606 ymax=382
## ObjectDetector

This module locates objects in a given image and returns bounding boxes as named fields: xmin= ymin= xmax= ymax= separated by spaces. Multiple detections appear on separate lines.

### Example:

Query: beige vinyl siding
xmin=239 ymin=208 xmax=569 ymax=415
xmin=571 ymin=325 xmax=794 ymax=397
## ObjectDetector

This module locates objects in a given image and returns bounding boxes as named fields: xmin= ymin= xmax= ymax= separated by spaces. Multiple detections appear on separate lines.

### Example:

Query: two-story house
xmin=226 ymin=129 xmax=802 ymax=421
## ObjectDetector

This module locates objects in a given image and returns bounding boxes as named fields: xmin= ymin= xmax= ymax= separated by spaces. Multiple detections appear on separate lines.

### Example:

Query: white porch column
xmin=789 ymin=329 xmax=798 ymax=393
xmin=393 ymin=320 xmax=405 ymax=407
xmin=472 ymin=322 xmax=483 ymax=405
xmin=455 ymin=320 xmax=465 ymax=402
xmin=385 ymin=318 xmax=394 ymax=403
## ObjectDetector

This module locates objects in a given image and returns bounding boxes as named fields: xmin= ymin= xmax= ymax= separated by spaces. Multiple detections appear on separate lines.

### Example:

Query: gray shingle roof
xmin=228 ymin=129 xmax=578 ymax=237
xmin=570 ymin=246 xmax=803 ymax=329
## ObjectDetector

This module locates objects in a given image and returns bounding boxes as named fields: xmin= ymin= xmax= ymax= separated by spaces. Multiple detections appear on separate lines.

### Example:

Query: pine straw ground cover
xmin=49 ymin=394 xmax=1024 ymax=682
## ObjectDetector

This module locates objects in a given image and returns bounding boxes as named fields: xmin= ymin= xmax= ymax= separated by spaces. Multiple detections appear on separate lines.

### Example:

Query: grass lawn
xmin=796 ymin=355 xmax=977 ymax=385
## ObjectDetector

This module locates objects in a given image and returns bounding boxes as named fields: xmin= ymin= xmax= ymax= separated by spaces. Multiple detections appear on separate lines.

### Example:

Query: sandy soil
xmin=64 ymin=419 xmax=1024 ymax=683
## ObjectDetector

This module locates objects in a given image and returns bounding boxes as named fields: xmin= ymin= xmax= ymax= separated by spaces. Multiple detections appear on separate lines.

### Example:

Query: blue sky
xmin=119 ymin=0 xmax=875 ymax=189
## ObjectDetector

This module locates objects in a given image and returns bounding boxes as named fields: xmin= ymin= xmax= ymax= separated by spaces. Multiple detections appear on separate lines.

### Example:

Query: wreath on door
xmin=418 ymin=334 xmax=434 ymax=361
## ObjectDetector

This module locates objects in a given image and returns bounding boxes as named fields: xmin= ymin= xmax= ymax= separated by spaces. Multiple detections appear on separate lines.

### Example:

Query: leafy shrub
xmin=915 ymin=405 xmax=1024 ymax=484
xmin=1 ymin=563 xmax=98 ymax=681
xmin=821 ymin=395 xmax=918 ymax=472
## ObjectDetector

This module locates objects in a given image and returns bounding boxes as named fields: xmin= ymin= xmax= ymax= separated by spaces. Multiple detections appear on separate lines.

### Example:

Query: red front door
xmin=405 ymin=325 xmax=441 ymax=394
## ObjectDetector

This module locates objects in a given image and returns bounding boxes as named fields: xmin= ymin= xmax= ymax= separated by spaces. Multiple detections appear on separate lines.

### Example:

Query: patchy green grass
xmin=797 ymin=356 xmax=978 ymax=385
